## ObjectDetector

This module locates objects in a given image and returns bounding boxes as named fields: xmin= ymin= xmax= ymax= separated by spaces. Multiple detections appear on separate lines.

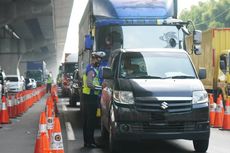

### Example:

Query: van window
xmin=120 ymin=51 xmax=196 ymax=79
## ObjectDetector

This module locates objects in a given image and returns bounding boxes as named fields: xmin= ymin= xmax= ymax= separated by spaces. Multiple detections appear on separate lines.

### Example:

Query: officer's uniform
xmin=82 ymin=60 xmax=102 ymax=147
xmin=46 ymin=75 xmax=52 ymax=93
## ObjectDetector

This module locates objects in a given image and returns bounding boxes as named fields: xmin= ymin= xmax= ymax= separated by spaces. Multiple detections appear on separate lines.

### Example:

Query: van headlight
xmin=192 ymin=91 xmax=208 ymax=104
xmin=113 ymin=90 xmax=134 ymax=104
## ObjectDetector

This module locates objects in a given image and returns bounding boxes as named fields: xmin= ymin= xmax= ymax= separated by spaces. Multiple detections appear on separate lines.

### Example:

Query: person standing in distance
xmin=82 ymin=52 xmax=103 ymax=148
xmin=46 ymin=72 xmax=52 ymax=93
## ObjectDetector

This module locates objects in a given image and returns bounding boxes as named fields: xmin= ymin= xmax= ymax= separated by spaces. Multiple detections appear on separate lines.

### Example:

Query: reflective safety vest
xmin=47 ymin=76 xmax=52 ymax=84
xmin=82 ymin=65 xmax=100 ymax=95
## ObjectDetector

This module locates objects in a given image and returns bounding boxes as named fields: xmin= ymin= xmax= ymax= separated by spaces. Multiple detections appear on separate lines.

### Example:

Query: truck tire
xmin=69 ymin=95 xmax=76 ymax=107
xmin=193 ymin=139 xmax=209 ymax=152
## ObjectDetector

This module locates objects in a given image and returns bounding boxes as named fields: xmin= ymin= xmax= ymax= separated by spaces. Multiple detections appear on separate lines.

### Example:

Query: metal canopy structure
xmin=0 ymin=0 xmax=74 ymax=77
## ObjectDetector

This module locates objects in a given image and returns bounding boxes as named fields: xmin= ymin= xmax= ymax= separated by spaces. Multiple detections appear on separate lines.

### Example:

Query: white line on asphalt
xmin=62 ymin=104 xmax=67 ymax=111
xmin=65 ymin=122 xmax=76 ymax=140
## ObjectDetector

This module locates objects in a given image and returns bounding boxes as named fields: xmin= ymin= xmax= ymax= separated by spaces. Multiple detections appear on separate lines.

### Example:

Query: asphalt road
xmin=0 ymin=94 xmax=48 ymax=153
xmin=58 ymin=98 xmax=230 ymax=153
xmin=0 ymin=96 xmax=230 ymax=153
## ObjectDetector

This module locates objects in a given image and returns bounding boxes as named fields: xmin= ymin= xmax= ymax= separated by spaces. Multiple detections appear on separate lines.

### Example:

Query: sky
xmin=63 ymin=0 xmax=208 ymax=56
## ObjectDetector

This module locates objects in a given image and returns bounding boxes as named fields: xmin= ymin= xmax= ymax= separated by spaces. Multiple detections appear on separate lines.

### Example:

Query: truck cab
xmin=79 ymin=0 xmax=201 ymax=78
xmin=101 ymin=48 xmax=209 ymax=153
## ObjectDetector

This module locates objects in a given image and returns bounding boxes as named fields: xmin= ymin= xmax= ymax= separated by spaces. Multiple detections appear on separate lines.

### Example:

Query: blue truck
xmin=25 ymin=61 xmax=47 ymax=87
xmin=78 ymin=0 xmax=208 ymax=152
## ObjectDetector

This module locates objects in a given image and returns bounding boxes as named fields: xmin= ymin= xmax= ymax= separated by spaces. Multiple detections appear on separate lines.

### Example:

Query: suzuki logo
xmin=161 ymin=102 xmax=168 ymax=110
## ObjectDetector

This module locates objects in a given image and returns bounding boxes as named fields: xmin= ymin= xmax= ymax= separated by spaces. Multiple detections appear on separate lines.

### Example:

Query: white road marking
xmin=62 ymin=104 xmax=67 ymax=111
xmin=65 ymin=122 xmax=76 ymax=140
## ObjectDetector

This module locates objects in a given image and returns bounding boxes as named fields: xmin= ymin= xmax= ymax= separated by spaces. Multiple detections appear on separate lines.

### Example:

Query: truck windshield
xmin=122 ymin=26 xmax=183 ymax=49
xmin=96 ymin=25 xmax=183 ymax=53
xmin=119 ymin=51 xmax=196 ymax=79
xmin=64 ymin=63 xmax=77 ymax=74
xmin=27 ymin=71 xmax=42 ymax=82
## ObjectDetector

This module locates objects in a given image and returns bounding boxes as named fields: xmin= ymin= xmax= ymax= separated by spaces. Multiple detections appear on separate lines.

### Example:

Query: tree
xmin=179 ymin=0 xmax=230 ymax=31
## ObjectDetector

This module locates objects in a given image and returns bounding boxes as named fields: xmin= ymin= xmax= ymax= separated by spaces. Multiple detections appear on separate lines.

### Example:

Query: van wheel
xmin=109 ymin=123 xmax=118 ymax=153
xmin=193 ymin=139 xmax=209 ymax=152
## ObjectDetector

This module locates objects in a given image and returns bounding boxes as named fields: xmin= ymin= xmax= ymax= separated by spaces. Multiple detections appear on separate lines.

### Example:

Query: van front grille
xmin=135 ymin=98 xmax=192 ymax=113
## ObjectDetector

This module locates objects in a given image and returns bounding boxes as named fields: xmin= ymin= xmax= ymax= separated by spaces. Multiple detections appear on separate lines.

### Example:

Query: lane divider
xmin=0 ymin=85 xmax=46 ymax=125
xmin=34 ymin=85 xmax=65 ymax=153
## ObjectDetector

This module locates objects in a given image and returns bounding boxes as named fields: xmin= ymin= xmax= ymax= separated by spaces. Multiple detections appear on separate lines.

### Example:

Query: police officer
xmin=82 ymin=51 xmax=104 ymax=148
xmin=46 ymin=73 xmax=52 ymax=93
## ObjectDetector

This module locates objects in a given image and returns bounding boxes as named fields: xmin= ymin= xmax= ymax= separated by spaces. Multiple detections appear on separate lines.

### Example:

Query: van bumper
xmin=111 ymin=103 xmax=210 ymax=141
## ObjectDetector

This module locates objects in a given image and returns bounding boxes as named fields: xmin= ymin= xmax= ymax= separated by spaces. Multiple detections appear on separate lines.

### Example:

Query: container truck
xmin=186 ymin=28 xmax=230 ymax=105
xmin=19 ymin=61 xmax=47 ymax=87
xmin=78 ymin=0 xmax=202 ymax=101
xmin=78 ymin=0 xmax=203 ymax=106
xmin=78 ymin=0 xmax=209 ymax=152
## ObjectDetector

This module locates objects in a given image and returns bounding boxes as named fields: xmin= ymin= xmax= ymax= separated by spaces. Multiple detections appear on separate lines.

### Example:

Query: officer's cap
xmin=91 ymin=51 xmax=106 ymax=58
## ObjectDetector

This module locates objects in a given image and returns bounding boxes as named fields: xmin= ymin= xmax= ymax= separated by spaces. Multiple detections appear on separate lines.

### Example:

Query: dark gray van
xmin=100 ymin=48 xmax=210 ymax=153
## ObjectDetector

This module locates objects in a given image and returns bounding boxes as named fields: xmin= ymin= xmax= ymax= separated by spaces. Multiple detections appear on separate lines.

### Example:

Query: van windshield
xmin=6 ymin=77 xmax=18 ymax=82
xmin=119 ymin=51 xmax=197 ymax=79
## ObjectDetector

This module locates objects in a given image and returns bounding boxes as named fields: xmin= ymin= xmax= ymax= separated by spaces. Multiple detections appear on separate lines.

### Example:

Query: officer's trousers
xmin=82 ymin=94 xmax=98 ymax=145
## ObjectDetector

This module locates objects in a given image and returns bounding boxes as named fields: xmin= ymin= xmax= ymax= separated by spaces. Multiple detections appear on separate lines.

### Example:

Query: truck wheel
xmin=109 ymin=123 xmax=118 ymax=153
xmin=193 ymin=139 xmax=209 ymax=152
xmin=69 ymin=95 xmax=76 ymax=107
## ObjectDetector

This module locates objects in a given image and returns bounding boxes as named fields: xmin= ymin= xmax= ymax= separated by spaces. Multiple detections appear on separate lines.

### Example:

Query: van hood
xmin=116 ymin=79 xmax=204 ymax=97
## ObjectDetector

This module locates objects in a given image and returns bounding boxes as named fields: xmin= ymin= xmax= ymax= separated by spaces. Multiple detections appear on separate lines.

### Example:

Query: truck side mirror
xmin=220 ymin=60 xmax=226 ymax=70
xmin=193 ymin=30 xmax=202 ymax=45
xmin=193 ymin=30 xmax=202 ymax=55
xmin=194 ymin=45 xmax=201 ymax=55
xmin=85 ymin=34 xmax=93 ymax=50
xmin=102 ymin=67 xmax=113 ymax=79
xmin=198 ymin=67 xmax=206 ymax=79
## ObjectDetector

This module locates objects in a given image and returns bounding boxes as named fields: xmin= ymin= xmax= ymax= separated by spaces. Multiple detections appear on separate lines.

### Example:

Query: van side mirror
xmin=85 ymin=34 xmax=93 ymax=50
xmin=102 ymin=67 xmax=113 ymax=79
xmin=198 ymin=67 xmax=206 ymax=79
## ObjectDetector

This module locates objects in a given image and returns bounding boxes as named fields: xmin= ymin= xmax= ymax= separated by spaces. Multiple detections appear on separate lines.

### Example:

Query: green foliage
xmin=179 ymin=0 xmax=230 ymax=31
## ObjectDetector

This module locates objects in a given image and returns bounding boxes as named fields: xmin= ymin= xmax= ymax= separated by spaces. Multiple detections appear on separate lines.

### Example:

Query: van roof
xmin=121 ymin=48 xmax=188 ymax=53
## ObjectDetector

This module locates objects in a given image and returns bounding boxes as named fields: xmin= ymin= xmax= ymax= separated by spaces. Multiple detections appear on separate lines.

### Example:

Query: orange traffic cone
xmin=209 ymin=94 xmax=216 ymax=126
xmin=0 ymin=95 xmax=10 ymax=124
xmin=52 ymin=92 xmax=58 ymax=103
xmin=50 ymin=117 xmax=64 ymax=153
xmin=34 ymin=112 xmax=50 ymax=153
xmin=222 ymin=99 xmax=230 ymax=130
xmin=213 ymin=95 xmax=224 ymax=128
xmin=47 ymin=105 xmax=54 ymax=138
xmin=7 ymin=95 xmax=14 ymax=118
